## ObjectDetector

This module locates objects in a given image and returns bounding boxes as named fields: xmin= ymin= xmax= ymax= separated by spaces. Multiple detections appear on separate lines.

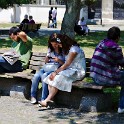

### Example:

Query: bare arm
xmin=17 ymin=31 xmax=28 ymax=42
xmin=49 ymin=52 xmax=77 ymax=80
xmin=45 ymin=56 xmax=64 ymax=65
xmin=52 ymin=57 xmax=64 ymax=65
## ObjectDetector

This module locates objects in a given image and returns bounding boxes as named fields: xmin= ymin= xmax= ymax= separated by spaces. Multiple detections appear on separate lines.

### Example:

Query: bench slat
xmin=29 ymin=65 xmax=42 ymax=71
xmin=30 ymin=60 xmax=45 ymax=66
xmin=0 ymin=71 xmax=34 ymax=80
xmin=20 ymin=23 xmax=42 ymax=32
xmin=31 ymin=56 xmax=45 ymax=61
xmin=32 ymin=52 xmax=47 ymax=56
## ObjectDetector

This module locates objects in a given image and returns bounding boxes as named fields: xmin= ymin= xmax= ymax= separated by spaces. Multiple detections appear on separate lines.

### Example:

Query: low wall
xmin=0 ymin=4 xmax=66 ymax=24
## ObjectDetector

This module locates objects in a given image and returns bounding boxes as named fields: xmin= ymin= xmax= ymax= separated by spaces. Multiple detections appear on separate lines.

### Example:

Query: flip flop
xmin=47 ymin=100 xmax=55 ymax=108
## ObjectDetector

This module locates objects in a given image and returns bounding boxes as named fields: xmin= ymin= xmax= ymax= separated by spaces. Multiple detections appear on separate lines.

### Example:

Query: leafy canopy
xmin=0 ymin=0 xmax=35 ymax=9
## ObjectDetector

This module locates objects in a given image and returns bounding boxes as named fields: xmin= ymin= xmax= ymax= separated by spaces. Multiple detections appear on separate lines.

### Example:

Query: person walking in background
xmin=52 ymin=7 xmax=57 ymax=28
xmin=39 ymin=34 xmax=86 ymax=107
xmin=29 ymin=15 xmax=35 ymax=24
xmin=31 ymin=33 xmax=65 ymax=104
xmin=48 ymin=7 xmax=53 ymax=28
xmin=90 ymin=26 xmax=124 ymax=114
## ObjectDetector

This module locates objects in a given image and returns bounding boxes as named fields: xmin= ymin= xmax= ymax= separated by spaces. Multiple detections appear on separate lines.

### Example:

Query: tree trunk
xmin=61 ymin=0 xmax=82 ymax=39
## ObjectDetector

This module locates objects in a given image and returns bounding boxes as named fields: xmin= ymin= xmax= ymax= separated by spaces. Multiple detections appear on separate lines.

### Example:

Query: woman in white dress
xmin=39 ymin=34 xmax=86 ymax=107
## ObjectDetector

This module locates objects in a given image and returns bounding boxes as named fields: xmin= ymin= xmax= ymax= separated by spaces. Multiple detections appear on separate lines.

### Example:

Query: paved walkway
xmin=1 ymin=96 xmax=124 ymax=124
xmin=1 ymin=24 xmax=124 ymax=38
xmin=39 ymin=25 xmax=124 ymax=36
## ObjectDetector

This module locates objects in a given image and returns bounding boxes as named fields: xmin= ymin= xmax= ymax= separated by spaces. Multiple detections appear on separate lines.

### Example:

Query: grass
xmin=0 ymin=23 xmax=19 ymax=28
xmin=2 ymin=31 xmax=124 ymax=58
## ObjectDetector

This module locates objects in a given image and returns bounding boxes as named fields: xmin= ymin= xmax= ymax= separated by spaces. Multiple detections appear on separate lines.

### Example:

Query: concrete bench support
xmin=79 ymin=93 xmax=112 ymax=112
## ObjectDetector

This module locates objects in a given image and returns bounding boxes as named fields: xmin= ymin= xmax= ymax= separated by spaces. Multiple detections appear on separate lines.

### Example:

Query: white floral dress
xmin=43 ymin=46 xmax=86 ymax=92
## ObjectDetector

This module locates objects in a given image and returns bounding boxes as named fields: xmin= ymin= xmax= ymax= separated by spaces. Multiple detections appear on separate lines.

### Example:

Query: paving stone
xmin=0 ymin=96 xmax=124 ymax=124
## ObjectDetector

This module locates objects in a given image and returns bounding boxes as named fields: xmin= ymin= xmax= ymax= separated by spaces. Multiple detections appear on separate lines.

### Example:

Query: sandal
xmin=47 ymin=100 xmax=55 ymax=108
xmin=38 ymin=101 xmax=47 ymax=107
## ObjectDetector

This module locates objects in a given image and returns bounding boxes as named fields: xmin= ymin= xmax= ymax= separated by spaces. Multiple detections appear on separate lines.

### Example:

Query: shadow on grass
xmin=0 ymin=38 xmax=12 ymax=48
xmin=1 ymin=31 xmax=124 ymax=49
xmin=76 ymin=31 xmax=124 ymax=48
xmin=33 ymin=36 xmax=49 ymax=46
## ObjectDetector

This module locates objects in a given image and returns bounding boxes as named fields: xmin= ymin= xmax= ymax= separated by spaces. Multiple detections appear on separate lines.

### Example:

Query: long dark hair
xmin=59 ymin=34 xmax=79 ymax=55
xmin=48 ymin=33 xmax=63 ymax=54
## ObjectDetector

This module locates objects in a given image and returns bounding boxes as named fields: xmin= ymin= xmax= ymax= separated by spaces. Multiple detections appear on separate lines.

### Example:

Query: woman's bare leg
xmin=45 ymin=86 xmax=58 ymax=101
xmin=40 ymin=85 xmax=58 ymax=106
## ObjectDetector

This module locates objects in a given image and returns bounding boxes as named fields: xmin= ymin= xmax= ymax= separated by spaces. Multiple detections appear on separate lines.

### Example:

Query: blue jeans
xmin=31 ymin=69 xmax=52 ymax=101
xmin=0 ymin=56 xmax=22 ymax=73
xmin=118 ymin=70 xmax=124 ymax=109
xmin=93 ymin=70 xmax=124 ymax=109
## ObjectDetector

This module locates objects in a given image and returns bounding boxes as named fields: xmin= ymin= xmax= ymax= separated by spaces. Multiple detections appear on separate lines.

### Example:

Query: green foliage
xmin=0 ymin=38 xmax=12 ymax=49
xmin=85 ymin=0 xmax=97 ymax=6
xmin=0 ymin=0 xmax=35 ymax=9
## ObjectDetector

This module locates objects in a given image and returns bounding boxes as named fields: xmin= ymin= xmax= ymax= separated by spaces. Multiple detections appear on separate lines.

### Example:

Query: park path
xmin=1 ymin=24 xmax=124 ymax=38
xmin=1 ymin=96 xmax=124 ymax=124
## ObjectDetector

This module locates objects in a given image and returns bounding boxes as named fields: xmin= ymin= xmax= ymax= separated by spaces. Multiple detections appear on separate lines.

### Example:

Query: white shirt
xmin=52 ymin=9 xmax=57 ymax=18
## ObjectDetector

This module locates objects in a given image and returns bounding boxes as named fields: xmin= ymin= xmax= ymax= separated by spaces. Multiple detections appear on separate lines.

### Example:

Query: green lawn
xmin=0 ymin=23 xmax=19 ymax=28
xmin=1 ymin=31 xmax=124 ymax=58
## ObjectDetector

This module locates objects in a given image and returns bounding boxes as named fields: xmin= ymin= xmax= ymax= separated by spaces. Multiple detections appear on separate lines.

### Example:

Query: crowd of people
xmin=4 ymin=20 xmax=124 ymax=114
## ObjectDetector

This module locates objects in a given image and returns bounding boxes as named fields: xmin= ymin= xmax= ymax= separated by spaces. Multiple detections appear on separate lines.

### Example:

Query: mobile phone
xmin=48 ymin=56 xmax=53 ymax=59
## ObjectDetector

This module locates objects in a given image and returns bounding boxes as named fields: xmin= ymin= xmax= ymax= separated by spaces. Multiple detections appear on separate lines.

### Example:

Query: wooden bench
xmin=18 ymin=23 xmax=42 ymax=33
xmin=0 ymin=50 xmax=118 ymax=112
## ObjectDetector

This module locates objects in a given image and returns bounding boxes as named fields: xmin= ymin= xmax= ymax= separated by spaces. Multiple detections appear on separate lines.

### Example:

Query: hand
xmin=52 ymin=57 xmax=59 ymax=62
xmin=49 ymin=72 xmax=57 ymax=81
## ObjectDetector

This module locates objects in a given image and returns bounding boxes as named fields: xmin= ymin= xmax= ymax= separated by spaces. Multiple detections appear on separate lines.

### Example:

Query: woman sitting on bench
xmin=39 ymin=34 xmax=86 ymax=107
xmin=31 ymin=33 xmax=65 ymax=104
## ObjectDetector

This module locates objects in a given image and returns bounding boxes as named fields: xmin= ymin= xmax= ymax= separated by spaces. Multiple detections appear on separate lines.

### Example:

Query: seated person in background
xmin=90 ymin=26 xmax=124 ymax=114
xmin=29 ymin=15 xmax=35 ymax=24
xmin=21 ymin=14 xmax=29 ymax=24
xmin=0 ymin=26 xmax=32 ymax=73
xmin=39 ymin=34 xmax=86 ymax=107
xmin=78 ymin=17 xmax=89 ymax=36
xmin=19 ymin=14 xmax=29 ymax=30
xmin=31 ymin=33 xmax=65 ymax=104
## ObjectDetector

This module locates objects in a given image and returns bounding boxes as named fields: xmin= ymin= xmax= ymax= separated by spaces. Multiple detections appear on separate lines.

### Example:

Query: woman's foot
xmin=47 ymin=100 xmax=55 ymax=108
xmin=38 ymin=100 xmax=47 ymax=107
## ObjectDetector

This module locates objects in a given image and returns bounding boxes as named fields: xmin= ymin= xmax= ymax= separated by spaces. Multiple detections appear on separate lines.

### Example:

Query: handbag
xmin=42 ymin=63 xmax=60 ymax=72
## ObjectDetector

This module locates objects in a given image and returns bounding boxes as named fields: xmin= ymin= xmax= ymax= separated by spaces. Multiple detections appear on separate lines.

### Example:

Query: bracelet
xmin=54 ymin=71 xmax=58 ymax=74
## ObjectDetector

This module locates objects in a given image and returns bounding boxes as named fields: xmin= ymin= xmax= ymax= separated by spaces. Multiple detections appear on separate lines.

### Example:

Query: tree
xmin=61 ymin=0 xmax=97 ymax=38
xmin=0 ymin=0 xmax=35 ymax=9
xmin=60 ymin=0 xmax=82 ymax=38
